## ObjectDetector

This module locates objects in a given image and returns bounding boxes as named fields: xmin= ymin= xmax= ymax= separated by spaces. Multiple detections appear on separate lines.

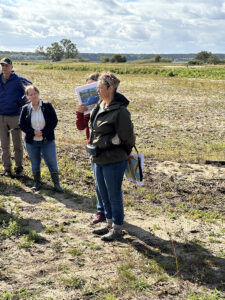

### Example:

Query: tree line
xmin=34 ymin=40 xmax=225 ymax=64
xmin=1 ymin=42 xmax=225 ymax=64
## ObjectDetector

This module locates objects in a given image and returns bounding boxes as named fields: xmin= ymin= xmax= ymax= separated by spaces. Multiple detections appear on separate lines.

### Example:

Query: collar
xmin=29 ymin=100 xmax=43 ymax=111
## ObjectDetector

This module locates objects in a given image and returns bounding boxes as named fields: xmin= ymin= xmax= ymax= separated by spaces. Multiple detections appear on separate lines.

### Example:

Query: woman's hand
xmin=77 ymin=104 xmax=88 ymax=113
xmin=34 ymin=130 xmax=43 ymax=137
xmin=111 ymin=133 xmax=121 ymax=145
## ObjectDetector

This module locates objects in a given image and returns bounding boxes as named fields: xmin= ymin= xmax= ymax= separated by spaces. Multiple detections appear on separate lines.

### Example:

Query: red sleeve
xmin=76 ymin=112 xmax=90 ymax=130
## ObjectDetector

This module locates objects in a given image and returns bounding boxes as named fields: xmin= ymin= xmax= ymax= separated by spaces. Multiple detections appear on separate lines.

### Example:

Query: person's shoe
xmin=93 ymin=213 xmax=106 ymax=224
xmin=101 ymin=229 xmax=123 ymax=242
xmin=92 ymin=226 xmax=110 ymax=235
xmin=14 ymin=167 xmax=23 ymax=179
xmin=0 ymin=169 xmax=12 ymax=177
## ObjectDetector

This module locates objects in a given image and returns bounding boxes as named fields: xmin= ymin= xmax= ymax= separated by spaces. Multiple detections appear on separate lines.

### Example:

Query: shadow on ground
xmin=0 ymin=203 xmax=47 ymax=246
xmin=124 ymin=222 xmax=225 ymax=292
xmin=0 ymin=175 xmax=45 ymax=204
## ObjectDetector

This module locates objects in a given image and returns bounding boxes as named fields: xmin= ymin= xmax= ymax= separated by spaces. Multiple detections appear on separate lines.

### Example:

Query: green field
xmin=18 ymin=60 xmax=225 ymax=79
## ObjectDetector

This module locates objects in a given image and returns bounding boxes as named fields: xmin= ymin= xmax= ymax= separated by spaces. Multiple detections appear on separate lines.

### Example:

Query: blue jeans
xmin=25 ymin=140 xmax=58 ymax=173
xmin=91 ymin=162 xmax=104 ymax=214
xmin=94 ymin=160 xmax=127 ymax=228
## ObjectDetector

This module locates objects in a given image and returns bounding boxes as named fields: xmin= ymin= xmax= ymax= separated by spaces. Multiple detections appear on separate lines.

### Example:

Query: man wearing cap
xmin=0 ymin=57 xmax=31 ymax=178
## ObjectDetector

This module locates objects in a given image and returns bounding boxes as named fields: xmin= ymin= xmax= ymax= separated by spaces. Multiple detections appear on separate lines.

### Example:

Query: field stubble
xmin=0 ymin=64 xmax=224 ymax=300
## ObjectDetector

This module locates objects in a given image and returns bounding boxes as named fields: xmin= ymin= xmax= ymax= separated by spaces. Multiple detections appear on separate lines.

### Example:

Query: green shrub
xmin=188 ymin=59 xmax=203 ymax=65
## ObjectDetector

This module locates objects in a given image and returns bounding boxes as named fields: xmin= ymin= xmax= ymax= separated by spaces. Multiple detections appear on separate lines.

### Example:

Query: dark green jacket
xmin=90 ymin=92 xmax=135 ymax=165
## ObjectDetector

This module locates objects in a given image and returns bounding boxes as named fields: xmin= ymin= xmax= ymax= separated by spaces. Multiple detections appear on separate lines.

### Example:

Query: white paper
xmin=75 ymin=82 xmax=100 ymax=114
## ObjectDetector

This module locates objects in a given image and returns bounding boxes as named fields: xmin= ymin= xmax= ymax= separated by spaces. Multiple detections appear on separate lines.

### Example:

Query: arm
xmin=76 ymin=111 xmax=90 ymax=130
xmin=94 ymin=108 xmax=135 ymax=152
xmin=17 ymin=77 xmax=32 ymax=107
xmin=41 ymin=103 xmax=58 ymax=137
xmin=19 ymin=106 xmax=35 ymax=136
xmin=115 ymin=107 xmax=135 ymax=154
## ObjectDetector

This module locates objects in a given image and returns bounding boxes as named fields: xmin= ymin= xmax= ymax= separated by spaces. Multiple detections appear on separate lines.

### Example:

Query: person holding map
xmin=76 ymin=73 xmax=106 ymax=224
xmin=89 ymin=72 xmax=135 ymax=242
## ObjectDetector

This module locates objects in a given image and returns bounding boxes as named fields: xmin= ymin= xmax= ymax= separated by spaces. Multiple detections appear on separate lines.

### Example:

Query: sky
xmin=0 ymin=0 xmax=225 ymax=54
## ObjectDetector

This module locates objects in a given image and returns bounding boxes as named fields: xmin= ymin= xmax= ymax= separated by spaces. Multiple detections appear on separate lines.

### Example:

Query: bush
xmin=168 ymin=71 xmax=175 ymax=77
xmin=154 ymin=55 xmax=161 ymax=62
xmin=100 ymin=56 xmax=110 ymax=63
xmin=188 ymin=60 xmax=204 ymax=65
xmin=100 ymin=54 xmax=127 ymax=63
xmin=207 ymin=54 xmax=220 ymax=65
xmin=110 ymin=54 xmax=127 ymax=63
xmin=195 ymin=51 xmax=212 ymax=62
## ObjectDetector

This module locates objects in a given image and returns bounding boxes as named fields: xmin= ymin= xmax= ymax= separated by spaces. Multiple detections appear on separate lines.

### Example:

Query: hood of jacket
xmin=108 ymin=92 xmax=129 ymax=109
xmin=90 ymin=92 xmax=130 ymax=123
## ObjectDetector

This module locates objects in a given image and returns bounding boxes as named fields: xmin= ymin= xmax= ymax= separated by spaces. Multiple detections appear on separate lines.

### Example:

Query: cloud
xmin=0 ymin=5 xmax=18 ymax=19
xmin=0 ymin=0 xmax=225 ymax=53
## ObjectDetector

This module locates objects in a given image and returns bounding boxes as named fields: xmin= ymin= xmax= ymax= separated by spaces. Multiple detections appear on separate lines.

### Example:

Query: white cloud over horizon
xmin=0 ymin=0 xmax=225 ymax=53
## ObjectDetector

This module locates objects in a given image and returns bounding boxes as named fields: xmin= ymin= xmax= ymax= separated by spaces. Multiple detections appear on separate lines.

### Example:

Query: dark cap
xmin=0 ymin=57 xmax=12 ymax=65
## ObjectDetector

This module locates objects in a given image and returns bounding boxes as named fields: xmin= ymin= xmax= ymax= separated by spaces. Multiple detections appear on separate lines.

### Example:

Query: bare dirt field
xmin=0 ymin=64 xmax=224 ymax=300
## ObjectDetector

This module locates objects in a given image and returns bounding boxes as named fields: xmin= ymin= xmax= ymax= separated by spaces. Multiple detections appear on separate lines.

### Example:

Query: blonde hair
xmin=25 ymin=85 xmax=39 ymax=96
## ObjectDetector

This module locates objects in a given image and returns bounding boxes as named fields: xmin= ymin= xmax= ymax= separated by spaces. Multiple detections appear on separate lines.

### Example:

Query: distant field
xmin=16 ymin=60 xmax=225 ymax=79
xmin=14 ymin=62 xmax=225 ymax=163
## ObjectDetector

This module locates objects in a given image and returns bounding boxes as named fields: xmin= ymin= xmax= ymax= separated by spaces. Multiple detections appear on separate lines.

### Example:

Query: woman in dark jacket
xmin=90 ymin=72 xmax=135 ymax=241
xmin=19 ymin=85 xmax=63 ymax=192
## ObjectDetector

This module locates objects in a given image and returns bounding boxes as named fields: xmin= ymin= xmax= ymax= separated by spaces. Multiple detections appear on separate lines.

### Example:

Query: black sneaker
xmin=101 ymin=229 xmax=123 ymax=242
xmin=14 ymin=167 xmax=23 ymax=179
xmin=0 ymin=169 xmax=12 ymax=177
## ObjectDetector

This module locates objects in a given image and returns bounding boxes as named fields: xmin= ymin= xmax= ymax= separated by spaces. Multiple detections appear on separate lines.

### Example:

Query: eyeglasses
xmin=97 ymin=85 xmax=106 ymax=91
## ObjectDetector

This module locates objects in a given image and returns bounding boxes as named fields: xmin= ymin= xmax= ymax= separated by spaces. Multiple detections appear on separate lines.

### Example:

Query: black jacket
xmin=19 ymin=101 xmax=58 ymax=144
xmin=90 ymin=92 xmax=135 ymax=165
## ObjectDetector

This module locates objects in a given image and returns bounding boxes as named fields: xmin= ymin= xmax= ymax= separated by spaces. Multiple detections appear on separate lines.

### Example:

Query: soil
xmin=0 ymin=152 xmax=224 ymax=300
